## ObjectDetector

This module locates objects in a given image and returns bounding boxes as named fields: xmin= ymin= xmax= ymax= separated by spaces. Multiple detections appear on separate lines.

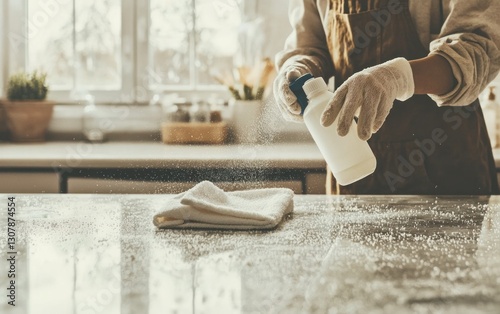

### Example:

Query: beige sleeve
xmin=275 ymin=0 xmax=334 ymax=81
xmin=429 ymin=0 xmax=500 ymax=107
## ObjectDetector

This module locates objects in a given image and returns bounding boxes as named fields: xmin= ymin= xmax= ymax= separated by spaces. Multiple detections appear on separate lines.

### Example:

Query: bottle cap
xmin=303 ymin=78 xmax=328 ymax=99
xmin=289 ymin=73 xmax=314 ymax=115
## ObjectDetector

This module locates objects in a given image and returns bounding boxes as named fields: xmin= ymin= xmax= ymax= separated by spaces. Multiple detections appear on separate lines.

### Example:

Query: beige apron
xmin=325 ymin=0 xmax=499 ymax=195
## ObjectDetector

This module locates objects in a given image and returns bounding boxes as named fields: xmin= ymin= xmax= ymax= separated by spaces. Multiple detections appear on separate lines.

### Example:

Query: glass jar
xmin=189 ymin=100 xmax=210 ymax=123
xmin=208 ymin=96 xmax=224 ymax=123
xmin=163 ymin=99 xmax=191 ymax=123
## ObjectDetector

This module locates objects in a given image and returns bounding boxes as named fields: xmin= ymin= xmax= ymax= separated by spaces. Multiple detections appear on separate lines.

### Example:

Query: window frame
xmin=0 ymin=1 xmax=6 ymax=98
xmin=4 ymin=0 xmax=256 ymax=104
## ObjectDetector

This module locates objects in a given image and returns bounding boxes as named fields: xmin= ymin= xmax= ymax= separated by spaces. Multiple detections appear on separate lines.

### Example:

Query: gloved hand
xmin=273 ymin=64 xmax=310 ymax=123
xmin=320 ymin=58 xmax=415 ymax=140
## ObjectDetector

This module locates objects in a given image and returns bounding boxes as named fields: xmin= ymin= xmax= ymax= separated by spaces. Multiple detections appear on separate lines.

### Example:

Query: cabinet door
xmin=0 ymin=172 xmax=60 ymax=193
xmin=305 ymin=173 xmax=327 ymax=194
xmin=67 ymin=178 xmax=303 ymax=194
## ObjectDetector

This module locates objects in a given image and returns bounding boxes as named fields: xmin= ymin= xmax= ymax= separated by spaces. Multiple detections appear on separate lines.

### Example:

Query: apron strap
xmin=439 ymin=0 xmax=444 ymax=26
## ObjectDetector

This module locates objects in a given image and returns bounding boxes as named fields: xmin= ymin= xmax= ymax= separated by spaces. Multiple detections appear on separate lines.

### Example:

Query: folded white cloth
xmin=153 ymin=181 xmax=294 ymax=230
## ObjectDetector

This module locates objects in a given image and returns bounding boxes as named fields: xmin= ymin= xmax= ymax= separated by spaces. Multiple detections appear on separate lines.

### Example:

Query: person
xmin=273 ymin=0 xmax=500 ymax=195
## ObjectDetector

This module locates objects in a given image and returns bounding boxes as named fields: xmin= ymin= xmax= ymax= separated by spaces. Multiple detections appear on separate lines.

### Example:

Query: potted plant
xmin=0 ymin=105 xmax=7 ymax=141
xmin=0 ymin=71 xmax=55 ymax=142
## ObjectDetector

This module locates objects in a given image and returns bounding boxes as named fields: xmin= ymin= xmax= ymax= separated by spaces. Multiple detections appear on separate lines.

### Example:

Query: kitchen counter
xmin=2 ymin=142 xmax=500 ymax=194
xmin=2 ymin=141 xmax=500 ymax=168
xmin=0 ymin=142 xmax=328 ymax=194
xmin=0 ymin=142 xmax=325 ymax=169
xmin=1 ymin=194 xmax=499 ymax=313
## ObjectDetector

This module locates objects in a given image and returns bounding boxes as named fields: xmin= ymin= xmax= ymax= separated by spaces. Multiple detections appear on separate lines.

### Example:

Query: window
xmin=148 ymin=0 xmax=243 ymax=88
xmin=0 ymin=2 xmax=5 ymax=98
xmin=4 ymin=0 xmax=253 ymax=103
xmin=28 ymin=0 xmax=122 ymax=90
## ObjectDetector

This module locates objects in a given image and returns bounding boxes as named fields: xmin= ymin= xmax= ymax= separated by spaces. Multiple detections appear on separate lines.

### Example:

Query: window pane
xmin=195 ymin=0 xmax=243 ymax=85
xmin=28 ymin=0 xmax=74 ymax=90
xmin=27 ymin=0 xmax=121 ymax=91
xmin=150 ymin=0 xmax=193 ymax=87
xmin=75 ymin=0 xmax=121 ymax=90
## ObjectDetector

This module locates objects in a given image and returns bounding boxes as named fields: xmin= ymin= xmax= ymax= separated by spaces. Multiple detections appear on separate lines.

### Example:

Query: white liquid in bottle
xmin=302 ymin=78 xmax=377 ymax=186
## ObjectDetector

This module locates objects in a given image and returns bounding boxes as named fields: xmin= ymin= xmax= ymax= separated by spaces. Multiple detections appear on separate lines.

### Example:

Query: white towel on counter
xmin=153 ymin=181 xmax=294 ymax=230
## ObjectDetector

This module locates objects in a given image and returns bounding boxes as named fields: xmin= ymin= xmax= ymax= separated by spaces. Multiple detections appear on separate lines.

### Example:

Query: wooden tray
xmin=161 ymin=122 xmax=227 ymax=144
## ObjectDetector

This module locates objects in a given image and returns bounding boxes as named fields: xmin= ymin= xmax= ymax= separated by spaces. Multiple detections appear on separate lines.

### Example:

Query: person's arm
xmin=426 ymin=0 xmax=500 ymax=106
xmin=273 ymin=0 xmax=333 ymax=122
xmin=275 ymin=0 xmax=333 ymax=80
xmin=410 ymin=54 xmax=456 ymax=96
xmin=321 ymin=0 xmax=500 ymax=140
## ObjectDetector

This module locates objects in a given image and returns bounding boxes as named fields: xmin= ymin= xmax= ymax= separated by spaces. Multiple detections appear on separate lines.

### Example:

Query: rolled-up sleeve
xmin=275 ymin=0 xmax=334 ymax=80
xmin=429 ymin=0 xmax=500 ymax=107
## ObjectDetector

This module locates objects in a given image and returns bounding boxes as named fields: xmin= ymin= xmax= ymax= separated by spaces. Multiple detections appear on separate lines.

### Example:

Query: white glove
xmin=273 ymin=64 xmax=310 ymax=123
xmin=320 ymin=58 xmax=415 ymax=140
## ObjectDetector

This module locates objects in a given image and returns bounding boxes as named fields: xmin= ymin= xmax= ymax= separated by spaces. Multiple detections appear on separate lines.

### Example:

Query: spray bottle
xmin=290 ymin=74 xmax=377 ymax=186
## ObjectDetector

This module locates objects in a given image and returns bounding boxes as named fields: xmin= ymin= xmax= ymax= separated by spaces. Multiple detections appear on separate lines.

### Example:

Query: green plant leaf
xmin=7 ymin=70 xmax=49 ymax=101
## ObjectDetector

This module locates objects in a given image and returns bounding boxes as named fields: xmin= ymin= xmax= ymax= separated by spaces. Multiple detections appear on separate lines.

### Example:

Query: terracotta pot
xmin=0 ymin=105 xmax=8 ymax=141
xmin=0 ymin=100 xmax=55 ymax=142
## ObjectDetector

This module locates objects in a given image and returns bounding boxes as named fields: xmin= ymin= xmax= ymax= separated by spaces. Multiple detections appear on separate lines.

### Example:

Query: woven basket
xmin=161 ymin=122 xmax=227 ymax=144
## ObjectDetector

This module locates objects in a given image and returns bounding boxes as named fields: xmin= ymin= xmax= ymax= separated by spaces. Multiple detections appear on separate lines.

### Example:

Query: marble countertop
xmin=0 ymin=142 xmax=326 ymax=169
xmin=1 ymin=142 xmax=500 ymax=170
xmin=1 ymin=194 xmax=499 ymax=313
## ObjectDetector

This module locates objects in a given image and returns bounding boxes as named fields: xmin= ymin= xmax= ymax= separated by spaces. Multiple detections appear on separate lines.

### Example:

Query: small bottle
xmin=190 ymin=100 xmax=210 ymax=123
xmin=82 ymin=93 xmax=106 ymax=143
xmin=163 ymin=99 xmax=191 ymax=123
xmin=291 ymin=74 xmax=377 ymax=186
xmin=482 ymin=86 xmax=497 ymax=148
xmin=208 ymin=95 xmax=224 ymax=123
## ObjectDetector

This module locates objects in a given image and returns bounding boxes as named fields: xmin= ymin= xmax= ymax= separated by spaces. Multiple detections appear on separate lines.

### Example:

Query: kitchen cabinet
xmin=0 ymin=171 xmax=59 ymax=193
